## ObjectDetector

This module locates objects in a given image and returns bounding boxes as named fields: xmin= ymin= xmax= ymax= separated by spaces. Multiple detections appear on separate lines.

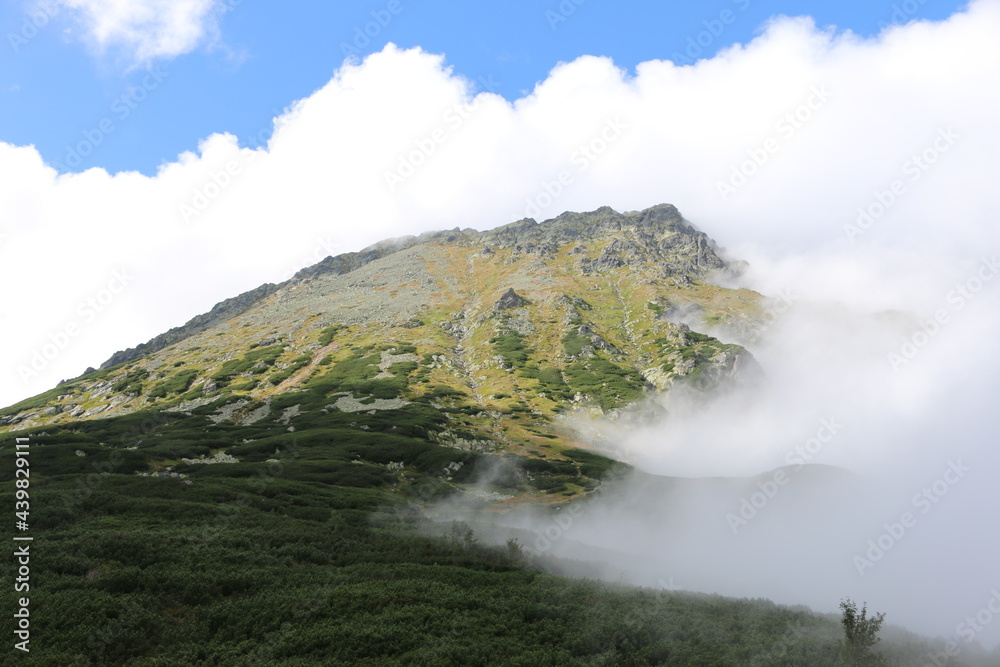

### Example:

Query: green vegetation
xmin=147 ymin=368 xmax=200 ymax=398
xmin=228 ymin=378 xmax=260 ymax=392
xmin=389 ymin=361 xmax=419 ymax=376
xmin=268 ymin=353 xmax=314 ymax=386
xmin=211 ymin=345 xmax=286 ymax=386
xmin=161 ymin=368 xmax=200 ymax=394
xmin=0 ymin=380 xmax=86 ymax=417
xmin=0 ymin=227 xmax=970 ymax=665
xmin=562 ymin=329 xmax=590 ymax=357
xmin=563 ymin=448 xmax=629 ymax=480
xmin=522 ymin=365 xmax=573 ymax=402
xmin=841 ymin=598 xmax=887 ymax=666
xmin=491 ymin=331 xmax=532 ymax=368
xmin=563 ymin=357 xmax=646 ymax=411
xmin=0 ymin=401 xmax=947 ymax=665
xmin=112 ymin=368 xmax=149 ymax=394
xmin=318 ymin=324 xmax=344 ymax=346
xmin=305 ymin=350 xmax=407 ymax=400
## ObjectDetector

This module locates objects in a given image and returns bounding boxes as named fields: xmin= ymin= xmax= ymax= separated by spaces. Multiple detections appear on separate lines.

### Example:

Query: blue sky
xmin=1 ymin=0 xmax=968 ymax=175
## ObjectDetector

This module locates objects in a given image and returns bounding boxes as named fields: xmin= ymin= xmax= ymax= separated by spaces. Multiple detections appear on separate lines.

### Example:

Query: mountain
xmin=1 ymin=203 xmax=762 ymax=463
xmin=4 ymin=204 xmax=994 ymax=665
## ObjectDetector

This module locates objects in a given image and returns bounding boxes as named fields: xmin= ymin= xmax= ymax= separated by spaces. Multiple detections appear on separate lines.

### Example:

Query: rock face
xmin=494 ymin=288 xmax=527 ymax=311
xmin=482 ymin=204 xmax=729 ymax=278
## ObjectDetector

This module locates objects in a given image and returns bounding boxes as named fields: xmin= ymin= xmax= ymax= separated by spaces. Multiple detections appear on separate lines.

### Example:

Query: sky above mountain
xmin=0 ymin=0 xmax=970 ymax=176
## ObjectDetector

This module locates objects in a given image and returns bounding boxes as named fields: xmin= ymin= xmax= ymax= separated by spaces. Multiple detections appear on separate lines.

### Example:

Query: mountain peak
xmin=2 ymin=204 xmax=760 ymax=439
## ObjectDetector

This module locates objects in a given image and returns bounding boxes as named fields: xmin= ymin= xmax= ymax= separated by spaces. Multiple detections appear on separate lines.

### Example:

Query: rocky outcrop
xmin=494 ymin=288 xmax=528 ymax=311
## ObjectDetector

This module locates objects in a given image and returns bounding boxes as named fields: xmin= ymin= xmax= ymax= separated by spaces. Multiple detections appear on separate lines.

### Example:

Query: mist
xmin=431 ymin=233 xmax=1000 ymax=652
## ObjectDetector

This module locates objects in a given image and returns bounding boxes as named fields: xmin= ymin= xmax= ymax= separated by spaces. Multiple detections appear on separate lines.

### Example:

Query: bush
xmin=212 ymin=345 xmax=286 ymax=384
xmin=318 ymin=325 xmax=344 ymax=346
xmin=491 ymin=332 xmax=532 ymax=368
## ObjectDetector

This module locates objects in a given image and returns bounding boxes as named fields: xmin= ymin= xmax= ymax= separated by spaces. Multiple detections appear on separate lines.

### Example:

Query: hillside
xmin=5 ymin=204 xmax=991 ymax=664
xmin=2 ymin=204 xmax=762 ymax=484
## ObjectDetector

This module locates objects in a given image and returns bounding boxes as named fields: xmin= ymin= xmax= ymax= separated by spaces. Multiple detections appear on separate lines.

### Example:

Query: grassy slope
xmin=0 ymin=401 xmax=981 ymax=665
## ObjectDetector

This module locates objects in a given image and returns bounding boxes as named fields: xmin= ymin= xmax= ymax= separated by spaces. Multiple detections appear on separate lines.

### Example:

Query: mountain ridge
xmin=93 ymin=203 xmax=730 ymax=373
xmin=2 ymin=203 xmax=764 ymax=479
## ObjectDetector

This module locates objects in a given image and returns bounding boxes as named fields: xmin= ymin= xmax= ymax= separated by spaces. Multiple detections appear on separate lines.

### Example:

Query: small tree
xmin=840 ymin=598 xmax=886 ymax=666
xmin=448 ymin=521 xmax=476 ymax=551
xmin=505 ymin=537 xmax=525 ymax=564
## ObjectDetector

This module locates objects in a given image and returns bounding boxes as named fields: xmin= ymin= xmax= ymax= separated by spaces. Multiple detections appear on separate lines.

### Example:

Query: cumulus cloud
xmin=54 ymin=0 xmax=221 ymax=64
xmin=3 ymin=1 xmax=1000 ymax=643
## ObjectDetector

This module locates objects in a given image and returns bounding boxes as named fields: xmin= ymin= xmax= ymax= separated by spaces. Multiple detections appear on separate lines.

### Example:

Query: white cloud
xmin=54 ymin=0 xmax=220 ymax=63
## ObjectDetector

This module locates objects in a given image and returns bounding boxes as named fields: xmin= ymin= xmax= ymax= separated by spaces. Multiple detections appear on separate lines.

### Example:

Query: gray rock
xmin=494 ymin=288 xmax=527 ymax=310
